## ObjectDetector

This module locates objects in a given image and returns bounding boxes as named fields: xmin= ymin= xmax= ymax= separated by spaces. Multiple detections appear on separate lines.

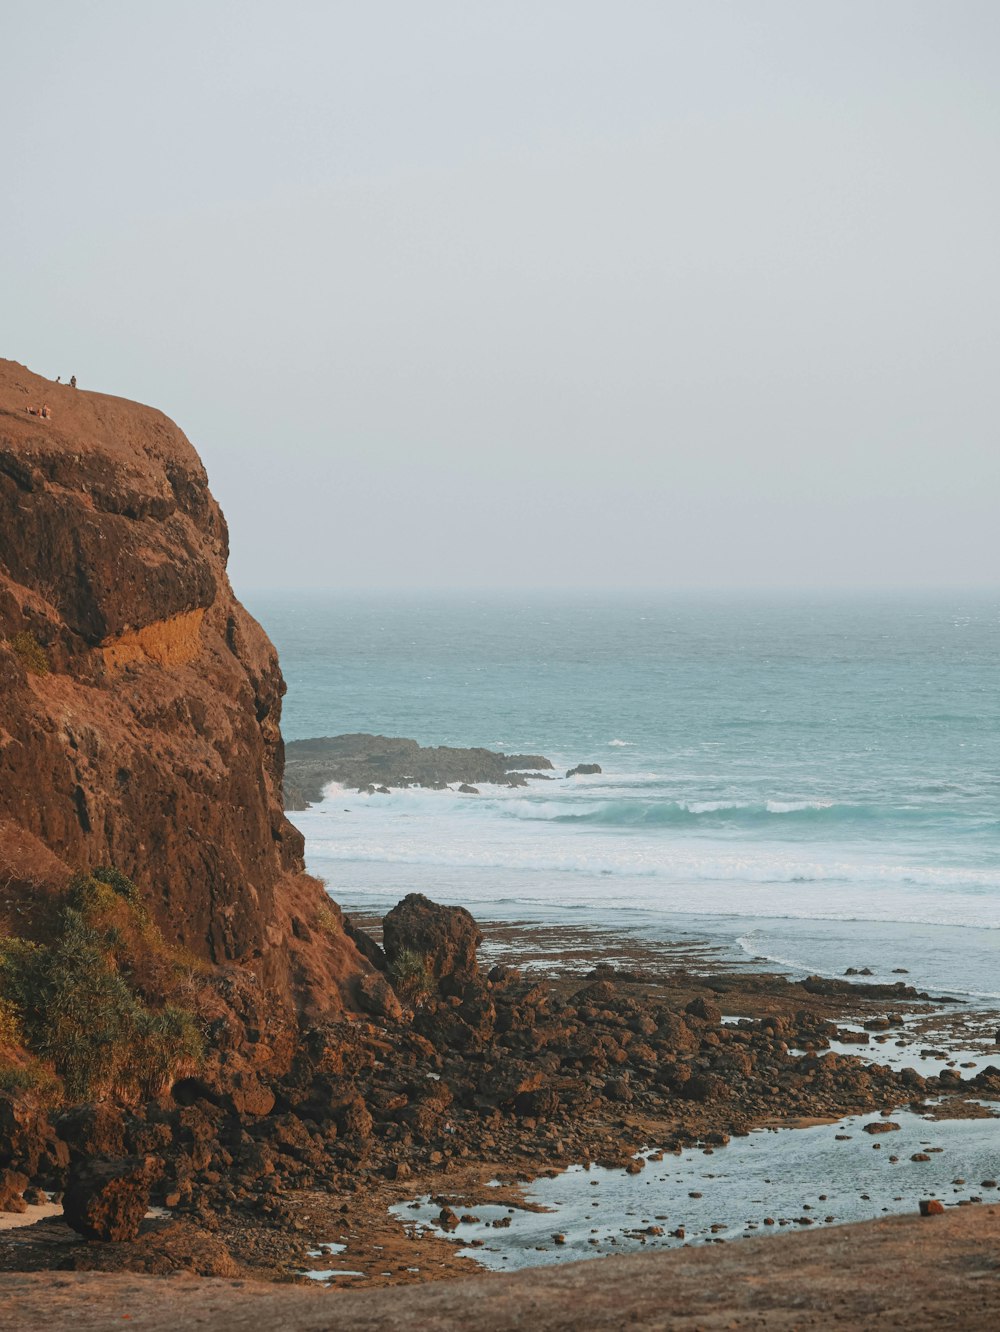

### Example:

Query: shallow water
xmin=393 ymin=1108 xmax=1000 ymax=1271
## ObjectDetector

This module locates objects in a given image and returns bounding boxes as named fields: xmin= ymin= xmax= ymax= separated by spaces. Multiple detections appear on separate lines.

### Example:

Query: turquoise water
xmin=247 ymin=590 xmax=1000 ymax=998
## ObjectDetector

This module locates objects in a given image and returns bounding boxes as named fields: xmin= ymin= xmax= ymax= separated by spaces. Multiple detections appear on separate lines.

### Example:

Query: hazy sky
xmin=4 ymin=2 xmax=998 ymax=591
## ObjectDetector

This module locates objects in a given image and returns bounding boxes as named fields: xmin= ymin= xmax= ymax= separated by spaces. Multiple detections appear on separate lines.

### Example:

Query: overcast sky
xmin=3 ymin=2 xmax=998 ymax=592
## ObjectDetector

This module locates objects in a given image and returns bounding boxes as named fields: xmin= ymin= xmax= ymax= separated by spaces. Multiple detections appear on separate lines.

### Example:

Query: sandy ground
xmin=0 ymin=1204 xmax=996 ymax=1331
xmin=0 ymin=1203 xmax=61 ymax=1232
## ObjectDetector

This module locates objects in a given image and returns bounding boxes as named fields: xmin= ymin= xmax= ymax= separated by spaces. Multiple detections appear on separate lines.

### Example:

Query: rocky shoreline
xmin=1 ymin=893 xmax=997 ymax=1288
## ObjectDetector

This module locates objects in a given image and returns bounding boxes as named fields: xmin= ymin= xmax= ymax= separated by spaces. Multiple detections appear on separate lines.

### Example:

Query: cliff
xmin=0 ymin=359 xmax=362 ymax=1015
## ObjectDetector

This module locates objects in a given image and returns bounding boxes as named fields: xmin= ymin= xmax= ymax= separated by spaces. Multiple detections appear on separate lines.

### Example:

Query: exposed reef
xmin=283 ymin=734 xmax=555 ymax=808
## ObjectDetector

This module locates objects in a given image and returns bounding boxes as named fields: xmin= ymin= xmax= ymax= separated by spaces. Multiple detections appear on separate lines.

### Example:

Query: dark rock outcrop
xmin=283 ymin=734 xmax=554 ymax=807
xmin=566 ymin=763 xmax=602 ymax=777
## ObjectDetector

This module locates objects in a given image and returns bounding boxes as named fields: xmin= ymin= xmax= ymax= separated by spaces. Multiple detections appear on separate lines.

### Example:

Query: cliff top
xmin=0 ymin=359 xmax=204 ymax=475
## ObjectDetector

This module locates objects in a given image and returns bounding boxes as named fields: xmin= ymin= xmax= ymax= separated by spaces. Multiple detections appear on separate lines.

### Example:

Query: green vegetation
xmin=0 ymin=867 xmax=203 ymax=1103
xmin=313 ymin=899 xmax=342 ymax=936
xmin=0 ymin=1057 xmax=60 ymax=1099
xmin=389 ymin=946 xmax=433 ymax=1002
xmin=9 ymin=630 xmax=49 ymax=675
xmin=0 ymin=995 xmax=22 ymax=1047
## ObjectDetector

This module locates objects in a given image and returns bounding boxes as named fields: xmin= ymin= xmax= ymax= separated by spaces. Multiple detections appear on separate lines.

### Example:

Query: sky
xmin=3 ymin=1 xmax=999 ymax=592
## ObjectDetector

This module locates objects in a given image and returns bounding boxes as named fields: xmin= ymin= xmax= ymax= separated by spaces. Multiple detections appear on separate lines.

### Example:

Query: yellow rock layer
xmin=101 ymin=608 xmax=205 ymax=671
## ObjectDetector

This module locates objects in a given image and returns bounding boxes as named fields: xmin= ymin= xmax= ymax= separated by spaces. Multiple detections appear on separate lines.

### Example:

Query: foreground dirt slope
xmin=1 ymin=1206 xmax=997 ymax=1331
xmin=0 ymin=360 xmax=362 ymax=1009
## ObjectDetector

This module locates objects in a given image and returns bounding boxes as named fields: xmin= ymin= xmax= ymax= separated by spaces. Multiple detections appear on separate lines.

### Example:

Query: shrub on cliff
xmin=9 ymin=630 xmax=49 ymax=675
xmin=0 ymin=868 xmax=203 ymax=1103
xmin=388 ymin=946 xmax=434 ymax=1002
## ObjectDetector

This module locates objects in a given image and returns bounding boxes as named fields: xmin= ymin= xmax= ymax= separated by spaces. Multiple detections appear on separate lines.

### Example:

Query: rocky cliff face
xmin=0 ymin=360 xmax=360 ymax=1013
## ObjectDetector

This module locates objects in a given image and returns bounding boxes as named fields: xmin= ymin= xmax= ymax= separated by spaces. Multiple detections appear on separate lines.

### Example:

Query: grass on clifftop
xmin=0 ymin=867 xmax=204 ymax=1103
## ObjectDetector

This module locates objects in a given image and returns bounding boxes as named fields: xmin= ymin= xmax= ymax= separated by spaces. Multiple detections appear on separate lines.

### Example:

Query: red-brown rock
xmin=62 ymin=1156 xmax=154 ymax=1241
xmin=382 ymin=893 xmax=482 ymax=994
xmin=0 ymin=359 xmax=366 ymax=1015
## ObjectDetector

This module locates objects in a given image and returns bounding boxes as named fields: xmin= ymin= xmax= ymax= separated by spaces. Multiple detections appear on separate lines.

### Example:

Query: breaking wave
xmin=500 ymin=796 xmax=975 ymax=831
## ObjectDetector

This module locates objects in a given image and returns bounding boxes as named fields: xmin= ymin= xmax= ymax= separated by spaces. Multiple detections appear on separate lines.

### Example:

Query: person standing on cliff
xmin=69 ymin=375 xmax=77 ymax=388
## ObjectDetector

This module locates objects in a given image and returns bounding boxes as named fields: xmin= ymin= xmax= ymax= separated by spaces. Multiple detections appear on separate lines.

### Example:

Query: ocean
xmin=246 ymin=590 xmax=1000 ymax=1002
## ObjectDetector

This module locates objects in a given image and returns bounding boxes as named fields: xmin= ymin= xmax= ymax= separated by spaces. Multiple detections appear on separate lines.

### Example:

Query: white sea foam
xmin=683 ymin=799 xmax=753 ymax=814
xmin=765 ymin=799 xmax=835 ymax=813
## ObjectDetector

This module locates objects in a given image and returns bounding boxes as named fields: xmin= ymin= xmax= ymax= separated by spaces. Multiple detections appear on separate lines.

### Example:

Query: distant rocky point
xmin=283 ymin=734 xmax=556 ymax=808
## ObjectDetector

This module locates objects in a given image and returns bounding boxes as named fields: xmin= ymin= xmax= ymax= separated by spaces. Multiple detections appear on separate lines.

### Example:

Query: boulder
xmin=604 ymin=1077 xmax=633 ymax=1104
xmin=332 ymin=1094 xmax=374 ymax=1140
xmin=355 ymin=969 xmax=404 ymax=1021
xmin=223 ymin=1071 xmax=276 ymax=1119
xmin=55 ymin=1103 xmax=127 ymax=1161
xmin=63 ymin=1156 xmax=154 ymax=1242
xmin=679 ymin=1073 xmax=727 ymax=1103
xmin=0 ymin=1168 xmax=29 ymax=1212
xmin=566 ymin=764 xmax=602 ymax=778
xmin=685 ymin=996 xmax=723 ymax=1025
xmin=383 ymin=893 xmax=482 ymax=994
xmin=514 ymin=1085 xmax=561 ymax=1118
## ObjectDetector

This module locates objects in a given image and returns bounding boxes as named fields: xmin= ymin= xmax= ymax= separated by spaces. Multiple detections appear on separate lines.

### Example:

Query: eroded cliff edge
xmin=0 ymin=359 xmax=363 ymax=1014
